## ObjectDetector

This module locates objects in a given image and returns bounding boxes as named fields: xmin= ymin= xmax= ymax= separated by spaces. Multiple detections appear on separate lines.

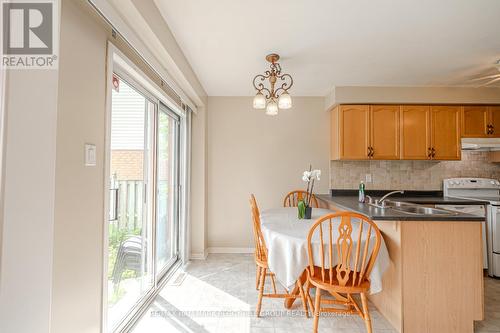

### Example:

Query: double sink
xmin=368 ymin=198 xmax=457 ymax=216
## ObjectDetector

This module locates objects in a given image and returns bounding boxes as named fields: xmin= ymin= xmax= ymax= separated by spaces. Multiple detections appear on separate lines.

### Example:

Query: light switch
xmin=365 ymin=173 xmax=372 ymax=183
xmin=85 ymin=144 xmax=96 ymax=167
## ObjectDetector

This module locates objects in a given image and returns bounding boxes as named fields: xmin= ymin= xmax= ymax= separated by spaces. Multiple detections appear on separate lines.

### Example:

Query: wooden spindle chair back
xmin=283 ymin=190 xmax=319 ymax=208
xmin=307 ymin=211 xmax=381 ymax=289
xmin=249 ymin=194 xmax=267 ymax=264
xmin=306 ymin=211 xmax=382 ymax=333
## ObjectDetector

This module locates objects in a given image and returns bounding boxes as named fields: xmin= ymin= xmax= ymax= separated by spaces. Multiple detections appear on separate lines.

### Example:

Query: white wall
xmin=207 ymin=97 xmax=329 ymax=249
xmin=0 ymin=70 xmax=59 ymax=333
xmin=51 ymin=1 xmax=107 ymax=332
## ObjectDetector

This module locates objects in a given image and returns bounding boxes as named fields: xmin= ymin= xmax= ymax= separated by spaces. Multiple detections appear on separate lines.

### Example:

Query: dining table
xmin=259 ymin=207 xmax=390 ymax=308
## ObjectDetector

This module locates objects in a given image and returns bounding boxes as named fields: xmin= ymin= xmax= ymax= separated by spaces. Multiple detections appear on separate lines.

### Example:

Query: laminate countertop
xmin=316 ymin=194 xmax=486 ymax=221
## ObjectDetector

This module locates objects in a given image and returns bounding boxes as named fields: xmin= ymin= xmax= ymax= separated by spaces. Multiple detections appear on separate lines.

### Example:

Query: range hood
xmin=461 ymin=138 xmax=500 ymax=151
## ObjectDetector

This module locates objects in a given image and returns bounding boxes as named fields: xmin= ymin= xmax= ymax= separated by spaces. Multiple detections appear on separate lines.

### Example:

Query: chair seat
xmin=307 ymin=265 xmax=371 ymax=294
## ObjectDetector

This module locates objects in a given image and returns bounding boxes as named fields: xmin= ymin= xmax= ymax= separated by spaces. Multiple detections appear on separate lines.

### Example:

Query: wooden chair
xmin=249 ymin=194 xmax=310 ymax=317
xmin=283 ymin=190 xmax=319 ymax=208
xmin=306 ymin=212 xmax=382 ymax=333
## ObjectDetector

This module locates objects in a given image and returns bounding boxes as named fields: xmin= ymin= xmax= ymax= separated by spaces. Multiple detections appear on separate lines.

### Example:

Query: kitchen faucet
xmin=367 ymin=190 xmax=405 ymax=208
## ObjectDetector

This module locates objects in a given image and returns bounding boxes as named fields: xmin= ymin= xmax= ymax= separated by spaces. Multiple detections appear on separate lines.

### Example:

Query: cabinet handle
xmin=427 ymin=147 xmax=432 ymax=159
xmin=367 ymin=146 xmax=371 ymax=157
xmin=370 ymin=147 xmax=374 ymax=157
xmin=431 ymin=147 xmax=436 ymax=158
xmin=491 ymin=125 xmax=495 ymax=135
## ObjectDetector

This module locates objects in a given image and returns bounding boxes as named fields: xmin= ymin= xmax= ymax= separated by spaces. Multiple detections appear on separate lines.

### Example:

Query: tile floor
xmin=132 ymin=254 xmax=500 ymax=333
xmin=476 ymin=277 xmax=500 ymax=333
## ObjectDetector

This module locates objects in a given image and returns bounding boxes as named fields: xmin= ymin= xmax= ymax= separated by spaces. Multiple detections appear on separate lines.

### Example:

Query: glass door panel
xmin=107 ymin=76 xmax=154 ymax=331
xmin=155 ymin=105 xmax=180 ymax=276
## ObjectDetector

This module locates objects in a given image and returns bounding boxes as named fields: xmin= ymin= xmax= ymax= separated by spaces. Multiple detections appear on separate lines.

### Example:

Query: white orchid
xmin=302 ymin=171 xmax=312 ymax=182
xmin=312 ymin=169 xmax=321 ymax=181
xmin=300 ymin=167 xmax=322 ymax=210
xmin=302 ymin=169 xmax=320 ymax=182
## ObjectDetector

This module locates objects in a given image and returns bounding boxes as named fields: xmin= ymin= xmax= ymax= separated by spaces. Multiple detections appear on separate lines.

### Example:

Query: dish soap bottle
xmin=359 ymin=181 xmax=366 ymax=203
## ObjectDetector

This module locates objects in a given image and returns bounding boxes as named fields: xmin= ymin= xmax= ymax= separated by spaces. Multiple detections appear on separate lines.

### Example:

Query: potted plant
xmin=298 ymin=166 xmax=321 ymax=219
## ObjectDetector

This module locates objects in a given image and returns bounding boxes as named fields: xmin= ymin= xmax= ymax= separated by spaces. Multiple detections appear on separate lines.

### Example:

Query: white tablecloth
xmin=260 ymin=207 xmax=390 ymax=294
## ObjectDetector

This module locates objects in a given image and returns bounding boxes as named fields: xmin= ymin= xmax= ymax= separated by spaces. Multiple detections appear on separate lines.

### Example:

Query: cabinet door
xmin=489 ymin=106 xmax=500 ymax=138
xmin=462 ymin=106 xmax=488 ymax=138
xmin=370 ymin=105 xmax=400 ymax=159
xmin=430 ymin=106 xmax=461 ymax=160
xmin=400 ymin=105 xmax=431 ymax=160
xmin=339 ymin=105 xmax=370 ymax=159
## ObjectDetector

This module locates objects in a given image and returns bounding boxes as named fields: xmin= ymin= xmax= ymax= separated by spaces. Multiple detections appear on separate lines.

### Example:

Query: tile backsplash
xmin=330 ymin=151 xmax=500 ymax=190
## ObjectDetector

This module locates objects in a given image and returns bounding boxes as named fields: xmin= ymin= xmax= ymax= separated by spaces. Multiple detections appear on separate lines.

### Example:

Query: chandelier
xmin=252 ymin=53 xmax=293 ymax=116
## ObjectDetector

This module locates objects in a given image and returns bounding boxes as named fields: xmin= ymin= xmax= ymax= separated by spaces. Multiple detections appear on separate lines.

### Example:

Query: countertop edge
xmin=316 ymin=194 xmax=485 ymax=222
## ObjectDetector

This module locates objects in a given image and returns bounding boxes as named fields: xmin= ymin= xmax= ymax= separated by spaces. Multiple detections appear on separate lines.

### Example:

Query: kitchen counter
xmin=316 ymin=191 xmax=484 ymax=333
xmin=316 ymin=194 xmax=485 ymax=221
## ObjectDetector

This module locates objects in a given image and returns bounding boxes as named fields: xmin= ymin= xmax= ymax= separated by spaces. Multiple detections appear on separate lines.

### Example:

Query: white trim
xmin=101 ymin=43 xmax=113 ymax=333
xmin=190 ymin=249 xmax=208 ymax=260
xmin=179 ymin=110 xmax=191 ymax=264
xmin=208 ymin=247 xmax=254 ymax=254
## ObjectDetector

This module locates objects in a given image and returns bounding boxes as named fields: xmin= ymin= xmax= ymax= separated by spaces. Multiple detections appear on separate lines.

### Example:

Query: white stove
xmin=443 ymin=178 xmax=500 ymax=277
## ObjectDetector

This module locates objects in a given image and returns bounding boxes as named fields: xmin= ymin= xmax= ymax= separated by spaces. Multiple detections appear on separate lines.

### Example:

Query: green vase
xmin=298 ymin=200 xmax=306 ymax=219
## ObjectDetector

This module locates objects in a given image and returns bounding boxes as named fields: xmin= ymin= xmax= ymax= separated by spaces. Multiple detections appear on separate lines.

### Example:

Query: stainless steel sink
xmin=369 ymin=199 xmax=458 ymax=216
xmin=392 ymin=205 xmax=457 ymax=216
xmin=380 ymin=200 xmax=414 ymax=208
xmin=368 ymin=199 xmax=413 ymax=209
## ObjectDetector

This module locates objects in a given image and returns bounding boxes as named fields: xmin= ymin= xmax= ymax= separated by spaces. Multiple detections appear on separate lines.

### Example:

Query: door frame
xmin=155 ymin=102 xmax=181 ymax=280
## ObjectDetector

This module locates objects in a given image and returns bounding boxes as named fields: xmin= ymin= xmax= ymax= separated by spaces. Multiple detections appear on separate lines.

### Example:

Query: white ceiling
xmin=154 ymin=0 xmax=500 ymax=96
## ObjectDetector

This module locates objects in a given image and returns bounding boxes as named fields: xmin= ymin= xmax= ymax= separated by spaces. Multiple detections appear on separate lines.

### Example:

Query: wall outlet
xmin=365 ymin=173 xmax=372 ymax=183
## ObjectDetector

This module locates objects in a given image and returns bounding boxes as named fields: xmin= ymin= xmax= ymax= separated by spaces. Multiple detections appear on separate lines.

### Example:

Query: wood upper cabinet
xmin=489 ymin=106 xmax=500 ymax=137
xmin=331 ymin=103 xmax=465 ymax=161
xmin=400 ymin=106 xmax=430 ymax=160
xmin=462 ymin=106 xmax=489 ymax=137
xmin=461 ymin=106 xmax=500 ymax=138
xmin=338 ymin=105 xmax=370 ymax=159
xmin=370 ymin=105 xmax=400 ymax=159
xmin=430 ymin=106 xmax=461 ymax=160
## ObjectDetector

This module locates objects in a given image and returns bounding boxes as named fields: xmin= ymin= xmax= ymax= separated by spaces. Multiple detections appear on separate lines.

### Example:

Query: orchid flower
xmin=302 ymin=171 xmax=312 ymax=182
xmin=300 ymin=168 xmax=321 ymax=209
xmin=312 ymin=169 xmax=321 ymax=181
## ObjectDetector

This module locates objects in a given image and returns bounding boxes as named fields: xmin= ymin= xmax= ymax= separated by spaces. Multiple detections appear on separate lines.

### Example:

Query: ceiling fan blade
xmin=478 ymin=76 xmax=500 ymax=87
xmin=470 ymin=73 xmax=500 ymax=81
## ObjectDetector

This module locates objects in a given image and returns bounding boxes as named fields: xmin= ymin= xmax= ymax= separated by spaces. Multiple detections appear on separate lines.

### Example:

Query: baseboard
xmin=190 ymin=249 xmax=208 ymax=260
xmin=208 ymin=247 xmax=254 ymax=254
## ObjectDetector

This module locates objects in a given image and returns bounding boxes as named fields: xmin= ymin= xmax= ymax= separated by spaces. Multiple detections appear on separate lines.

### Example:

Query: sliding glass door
xmin=155 ymin=105 xmax=180 ymax=277
xmin=108 ymin=76 xmax=154 ymax=331
xmin=107 ymin=74 xmax=181 ymax=332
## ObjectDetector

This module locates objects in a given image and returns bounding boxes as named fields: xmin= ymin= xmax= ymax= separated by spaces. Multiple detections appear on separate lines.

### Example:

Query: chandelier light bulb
xmin=278 ymin=92 xmax=292 ymax=109
xmin=253 ymin=92 xmax=266 ymax=109
xmin=266 ymin=99 xmax=279 ymax=116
